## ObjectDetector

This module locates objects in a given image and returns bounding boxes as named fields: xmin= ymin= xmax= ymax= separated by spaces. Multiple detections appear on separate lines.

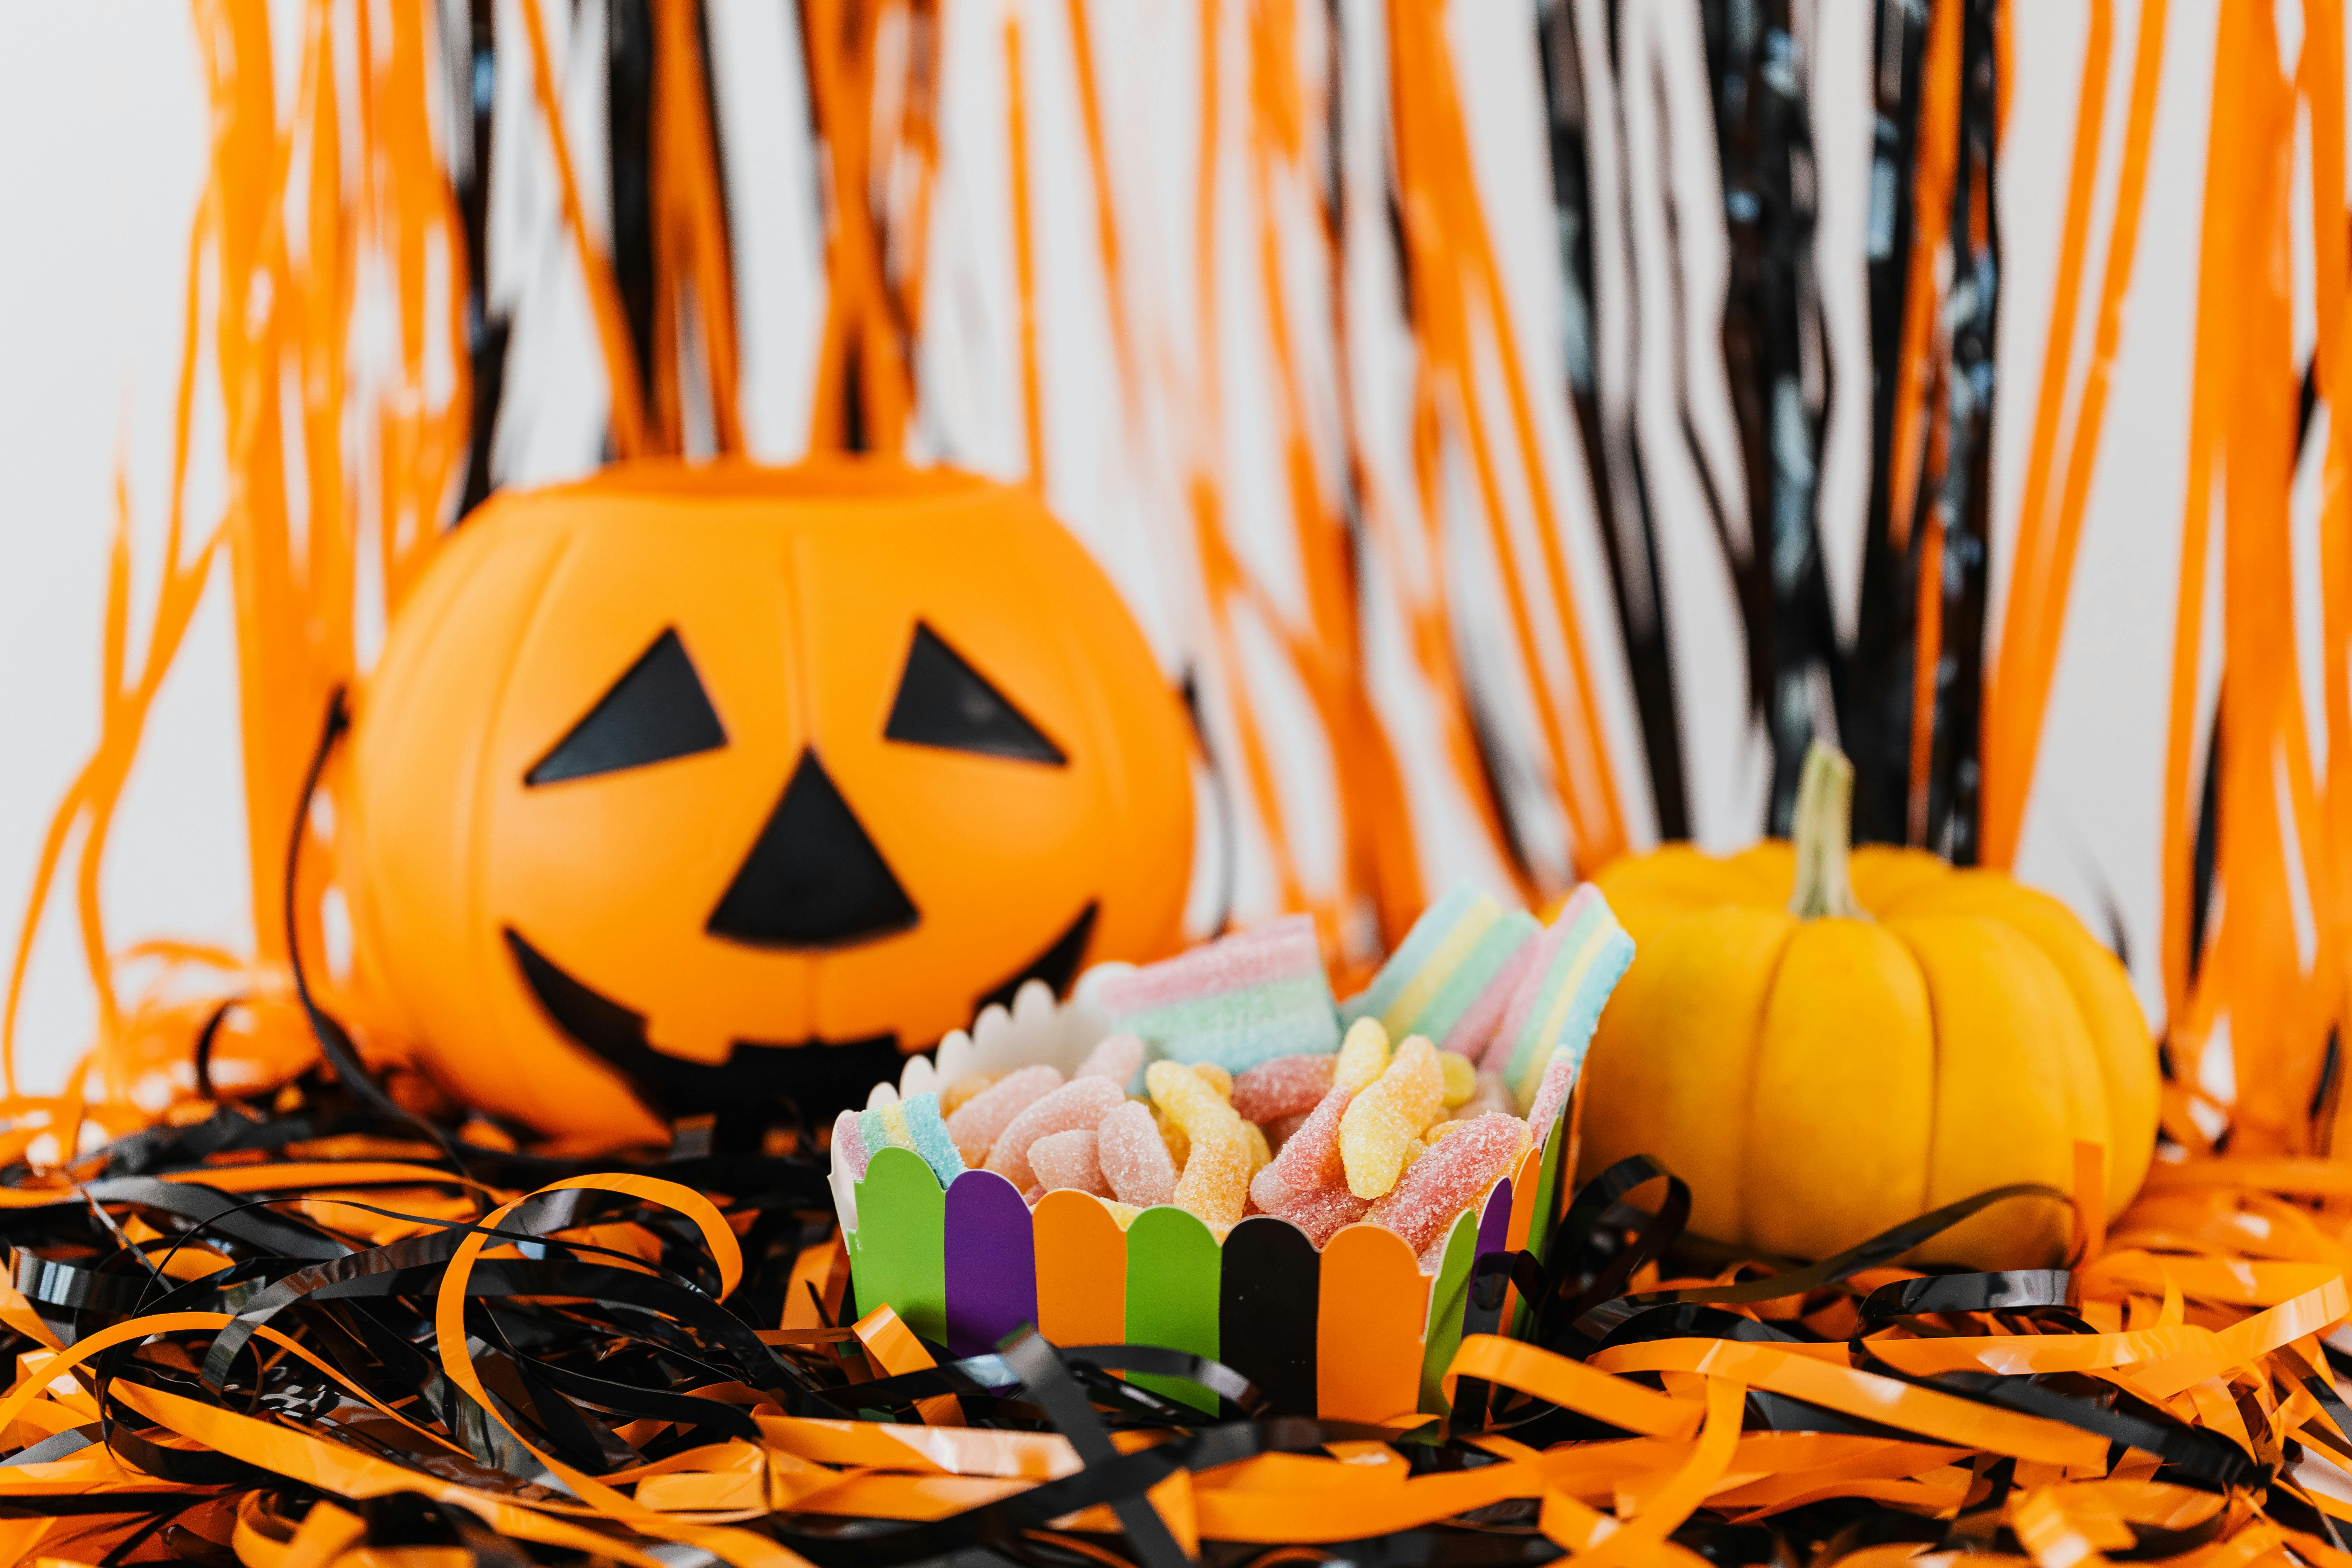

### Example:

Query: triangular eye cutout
xmin=884 ymin=623 xmax=1067 ymax=765
xmin=527 ymin=628 xmax=727 ymax=785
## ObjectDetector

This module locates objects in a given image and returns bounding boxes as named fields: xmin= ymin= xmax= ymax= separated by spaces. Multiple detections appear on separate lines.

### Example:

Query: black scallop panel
xmin=1218 ymin=1216 xmax=1321 ymax=1416
xmin=526 ymin=628 xmax=727 ymax=785
xmin=883 ymin=623 xmax=1066 ymax=764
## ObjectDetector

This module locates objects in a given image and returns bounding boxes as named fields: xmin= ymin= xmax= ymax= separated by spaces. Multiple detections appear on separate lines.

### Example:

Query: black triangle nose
xmin=707 ymin=750 xmax=919 ymax=948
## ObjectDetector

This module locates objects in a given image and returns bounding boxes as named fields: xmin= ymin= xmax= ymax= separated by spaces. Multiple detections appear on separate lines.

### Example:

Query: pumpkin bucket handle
xmin=1788 ymin=740 xmax=1864 ymax=921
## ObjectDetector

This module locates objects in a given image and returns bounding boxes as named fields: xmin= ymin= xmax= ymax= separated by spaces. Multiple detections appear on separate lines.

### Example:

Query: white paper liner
xmin=827 ymin=967 xmax=1125 ymax=1233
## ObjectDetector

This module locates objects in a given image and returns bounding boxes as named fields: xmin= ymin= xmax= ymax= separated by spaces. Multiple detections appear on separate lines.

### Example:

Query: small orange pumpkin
xmin=342 ymin=459 xmax=1195 ymax=1148
xmin=1580 ymin=743 xmax=2160 ymax=1266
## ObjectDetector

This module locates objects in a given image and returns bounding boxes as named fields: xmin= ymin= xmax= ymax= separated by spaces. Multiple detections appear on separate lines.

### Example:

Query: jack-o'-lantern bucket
xmin=341 ymin=459 xmax=1196 ymax=1149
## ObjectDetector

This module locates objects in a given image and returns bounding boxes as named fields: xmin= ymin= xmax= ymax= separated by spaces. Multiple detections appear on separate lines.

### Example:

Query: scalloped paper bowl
xmin=830 ymin=974 xmax=1577 ymax=1424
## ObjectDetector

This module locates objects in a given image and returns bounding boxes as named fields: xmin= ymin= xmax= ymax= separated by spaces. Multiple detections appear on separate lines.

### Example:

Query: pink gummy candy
xmin=1248 ymin=1083 xmax=1353 ymax=1213
xmin=1278 ymin=1184 xmax=1370 ymax=1247
xmin=1526 ymin=1047 xmax=1580 ymax=1144
xmin=945 ymin=1064 xmax=1064 ymax=1166
xmin=1449 ymin=1071 xmax=1515 ymax=1124
xmin=832 ymin=1108 xmax=869 ymax=1179
xmin=1095 ymin=1101 xmax=1177 ymax=1208
xmin=1074 ymin=1032 xmax=1146 ymax=1083
xmin=1261 ymin=1110 xmax=1312 ymax=1152
xmin=1029 ymin=1128 xmax=1115 ymax=1198
xmin=1367 ymin=1112 xmax=1531 ymax=1255
xmin=985 ymin=1076 xmax=1127 ymax=1190
xmin=1231 ymin=1054 xmax=1337 ymax=1125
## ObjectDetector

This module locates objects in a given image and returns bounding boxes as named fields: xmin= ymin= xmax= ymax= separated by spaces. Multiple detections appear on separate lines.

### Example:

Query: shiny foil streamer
xmin=0 ymin=1108 xmax=2347 ymax=1568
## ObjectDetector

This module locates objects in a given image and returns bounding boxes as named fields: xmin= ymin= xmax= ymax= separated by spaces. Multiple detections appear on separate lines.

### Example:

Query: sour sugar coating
xmin=1262 ymin=1110 xmax=1312 ymax=1151
xmin=985 ymin=1076 xmax=1126 ymax=1191
xmin=1343 ymin=881 xmax=1539 ymax=1048
xmin=860 ymin=1094 xmax=965 ymax=1187
xmin=857 ymin=1104 xmax=903 ymax=1166
xmin=1367 ymin=1112 xmax=1530 ymax=1254
xmin=832 ymin=1108 xmax=869 ymax=1180
xmin=1147 ymin=1058 xmax=1238 ymax=1133
xmin=1526 ymin=1040 xmax=1586 ymax=1147
xmin=1158 ymin=1113 xmax=1190 ymax=1172
xmin=1492 ymin=886 xmax=1636 ymax=1110
xmin=1096 ymin=913 xmax=1341 ymax=1073
xmin=1174 ymin=1119 xmax=1254 ymax=1227
xmin=1276 ymin=1184 xmax=1371 ymax=1247
xmin=1248 ymin=1082 xmax=1353 ymax=1213
xmin=1243 ymin=1120 xmax=1271 ymax=1174
xmin=1332 ymin=1016 xmax=1391 ymax=1094
xmin=1073 ymin=1032 xmax=1144 ymax=1084
xmin=939 ymin=1071 xmax=1002 ymax=1118
xmin=1437 ymin=1051 xmax=1478 ymax=1107
xmin=1147 ymin=1059 xmax=1254 ymax=1227
xmin=1339 ymin=1036 xmax=1446 ymax=1199
xmin=1341 ymin=882 xmax=1487 ymax=1029
xmin=1191 ymin=1062 xmax=1234 ymax=1099
xmin=1096 ymin=1101 xmax=1177 ymax=1208
xmin=897 ymin=1093 xmax=968 ymax=1186
xmin=1440 ymin=936 xmax=1539 ymax=1062
xmin=1029 ymin=1128 xmax=1115 ymax=1198
xmin=1231 ymin=1054 xmax=1337 ymax=1125
xmin=1450 ymin=1071 xmax=1515 ymax=1124
xmin=945 ymin=1064 xmax=1064 ymax=1167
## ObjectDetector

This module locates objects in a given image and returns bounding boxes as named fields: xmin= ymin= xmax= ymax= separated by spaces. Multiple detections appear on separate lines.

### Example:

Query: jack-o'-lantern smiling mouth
xmin=503 ymin=900 xmax=1096 ymax=1125
xmin=499 ymin=616 xmax=1100 ymax=1125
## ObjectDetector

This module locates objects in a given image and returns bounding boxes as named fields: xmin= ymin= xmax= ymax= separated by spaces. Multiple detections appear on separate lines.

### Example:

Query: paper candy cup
xmin=835 ymin=978 xmax=1578 ymax=1424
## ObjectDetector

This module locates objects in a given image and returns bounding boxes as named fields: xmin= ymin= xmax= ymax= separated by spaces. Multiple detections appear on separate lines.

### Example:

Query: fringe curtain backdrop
xmin=4 ymin=0 xmax=2350 ymax=1165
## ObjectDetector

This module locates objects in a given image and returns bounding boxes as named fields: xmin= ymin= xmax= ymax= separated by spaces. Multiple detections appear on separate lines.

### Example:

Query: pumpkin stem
xmin=1788 ymin=739 xmax=1863 ymax=920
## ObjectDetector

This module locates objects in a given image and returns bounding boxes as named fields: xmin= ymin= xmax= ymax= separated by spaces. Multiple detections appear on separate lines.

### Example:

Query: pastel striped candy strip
xmin=1094 ymin=913 xmax=1340 ymax=1073
xmin=1491 ymin=886 xmax=1636 ymax=1128
xmin=1342 ymin=881 xmax=1539 ymax=1052
xmin=1436 ymin=922 xmax=1542 ymax=1060
xmin=860 ymin=1092 xmax=968 ymax=1187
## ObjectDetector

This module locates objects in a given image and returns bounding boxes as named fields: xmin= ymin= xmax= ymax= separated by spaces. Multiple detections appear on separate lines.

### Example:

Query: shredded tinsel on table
xmin=0 ymin=1054 xmax=2344 ymax=1568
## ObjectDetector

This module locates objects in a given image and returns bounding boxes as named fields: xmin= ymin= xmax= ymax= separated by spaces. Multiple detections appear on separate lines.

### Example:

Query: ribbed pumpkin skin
xmin=1581 ymin=843 xmax=2158 ymax=1267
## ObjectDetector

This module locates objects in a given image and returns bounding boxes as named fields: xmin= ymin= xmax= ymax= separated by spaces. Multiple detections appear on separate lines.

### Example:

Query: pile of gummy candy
xmin=830 ymin=879 xmax=1635 ymax=1270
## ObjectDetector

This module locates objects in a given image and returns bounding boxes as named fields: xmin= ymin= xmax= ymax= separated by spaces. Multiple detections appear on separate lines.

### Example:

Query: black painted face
xmin=505 ymin=622 xmax=1099 ymax=1132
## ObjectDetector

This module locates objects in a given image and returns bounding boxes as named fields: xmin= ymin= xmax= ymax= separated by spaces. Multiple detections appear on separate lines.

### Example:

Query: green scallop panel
xmin=1513 ymin=1124 xmax=1573 ymax=1343
xmin=1124 ymin=1205 xmax=1223 ymax=1414
xmin=1416 ymin=1206 xmax=1483 ymax=1417
xmin=1529 ymin=1114 xmax=1570 ymax=1262
xmin=849 ymin=1147 xmax=947 ymax=1345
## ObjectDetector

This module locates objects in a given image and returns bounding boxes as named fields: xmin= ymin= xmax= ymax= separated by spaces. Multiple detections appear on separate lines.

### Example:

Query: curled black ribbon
xmin=0 ymin=1124 xmax=2308 ymax=1567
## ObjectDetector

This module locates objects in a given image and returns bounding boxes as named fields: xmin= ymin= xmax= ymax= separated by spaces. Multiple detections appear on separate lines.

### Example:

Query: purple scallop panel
xmin=1476 ymin=1177 xmax=1513 ymax=1264
xmin=943 ymin=1169 xmax=1038 ymax=1358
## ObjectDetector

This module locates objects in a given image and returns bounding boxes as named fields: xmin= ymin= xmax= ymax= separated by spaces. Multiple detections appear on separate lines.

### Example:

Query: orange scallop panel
xmin=1316 ymin=1224 xmax=1429 ymax=1424
xmin=1032 ymin=1190 xmax=1126 ymax=1347
xmin=1499 ymin=1143 xmax=1545 ymax=1333
xmin=1504 ymin=1143 xmax=1543 ymax=1255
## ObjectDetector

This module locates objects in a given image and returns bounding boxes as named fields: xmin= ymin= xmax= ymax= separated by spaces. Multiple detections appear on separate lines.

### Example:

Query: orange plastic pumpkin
xmin=341 ymin=460 xmax=1195 ymax=1148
